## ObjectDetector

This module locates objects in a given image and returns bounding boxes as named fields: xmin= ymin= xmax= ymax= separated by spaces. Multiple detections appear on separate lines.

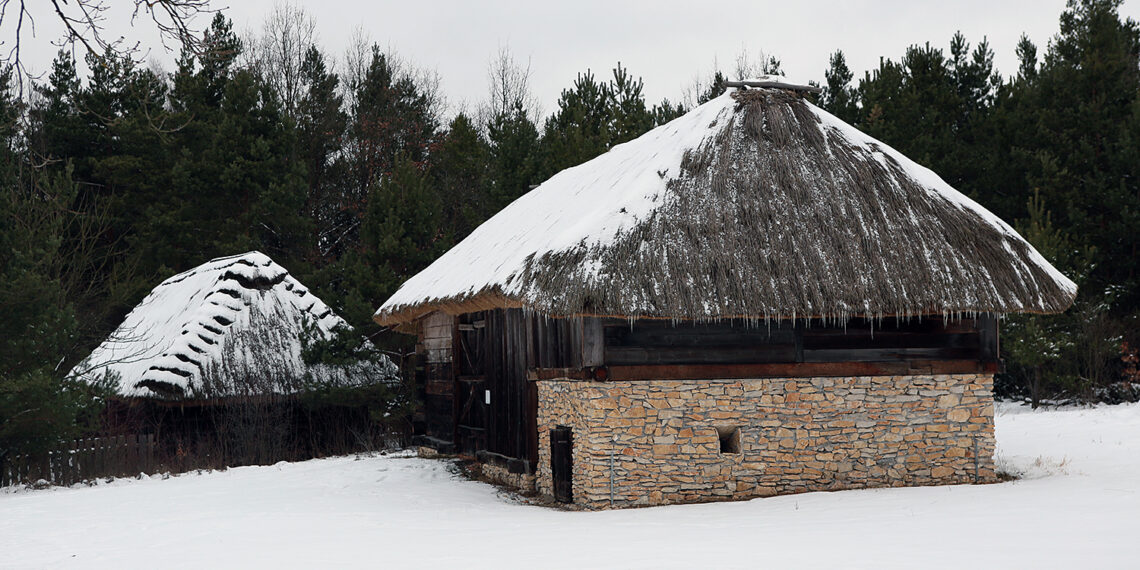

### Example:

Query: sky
xmin=10 ymin=0 xmax=1140 ymax=118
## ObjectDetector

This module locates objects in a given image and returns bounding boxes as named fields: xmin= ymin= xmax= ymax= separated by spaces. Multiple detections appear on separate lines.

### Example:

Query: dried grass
xmin=379 ymin=89 xmax=1075 ymax=326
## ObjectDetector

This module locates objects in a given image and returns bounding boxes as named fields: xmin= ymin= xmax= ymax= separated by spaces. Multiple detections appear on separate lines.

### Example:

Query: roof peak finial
xmin=725 ymin=77 xmax=821 ymax=94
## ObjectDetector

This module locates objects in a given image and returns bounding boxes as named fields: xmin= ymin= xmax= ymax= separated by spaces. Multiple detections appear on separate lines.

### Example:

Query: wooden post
xmin=96 ymin=436 xmax=106 ymax=479
xmin=67 ymin=439 xmax=78 ymax=486
xmin=145 ymin=434 xmax=155 ymax=475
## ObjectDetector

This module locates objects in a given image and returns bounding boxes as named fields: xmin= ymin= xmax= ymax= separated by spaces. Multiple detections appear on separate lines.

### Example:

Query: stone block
xmin=931 ymin=466 xmax=955 ymax=478
xmin=946 ymin=408 xmax=971 ymax=422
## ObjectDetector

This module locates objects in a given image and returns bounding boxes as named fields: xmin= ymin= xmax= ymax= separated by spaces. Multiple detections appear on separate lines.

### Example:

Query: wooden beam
xmin=530 ymin=360 xmax=998 ymax=382
xmin=604 ymin=360 xmax=997 ymax=381
xmin=528 ymin=367 xmax=591 ymax=381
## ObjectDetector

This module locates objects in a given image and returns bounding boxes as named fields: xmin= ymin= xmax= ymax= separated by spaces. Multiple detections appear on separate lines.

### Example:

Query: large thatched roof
xmin=74 ymin=252 xmax=396 ymax=399
xmin=375 ymin=80 xmax=1076 ymax=327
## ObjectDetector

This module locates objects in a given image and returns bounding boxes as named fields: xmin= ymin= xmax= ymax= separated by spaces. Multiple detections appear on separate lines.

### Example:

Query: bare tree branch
xmin=1 ymin=0 xmax=215 ymax=89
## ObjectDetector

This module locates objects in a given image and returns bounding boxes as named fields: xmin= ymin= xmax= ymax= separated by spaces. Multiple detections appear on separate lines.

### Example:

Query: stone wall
xmin=480 ymin=462 xmax=537 ymax=492
xmin=535 ymin=374 xmax=996 ymax=509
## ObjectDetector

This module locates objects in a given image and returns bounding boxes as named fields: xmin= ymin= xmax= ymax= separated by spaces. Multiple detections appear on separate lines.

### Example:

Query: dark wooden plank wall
xmin=530 ymin=314 xmax=584 ymax=369
xmin=436 ymin=311 xmax=998 ymax=470
xmin=452 ymin=310 xmax=582 ymax=468
xmin=602 ymin=316 xmax=998 ymax=366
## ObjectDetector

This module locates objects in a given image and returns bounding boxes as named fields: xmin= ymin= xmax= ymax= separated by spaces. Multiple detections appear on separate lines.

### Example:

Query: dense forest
xmin=2 ymin=0 xmax=1139 ymax=459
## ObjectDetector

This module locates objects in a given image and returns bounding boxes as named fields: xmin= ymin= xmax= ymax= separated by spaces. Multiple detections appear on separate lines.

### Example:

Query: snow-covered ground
xmin=4 ymin=402 xmax=1139 ymax=569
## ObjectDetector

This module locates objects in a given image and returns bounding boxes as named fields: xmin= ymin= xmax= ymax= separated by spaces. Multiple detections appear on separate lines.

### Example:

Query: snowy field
xmin=3 ymin=402 xmax=1139 ymax=569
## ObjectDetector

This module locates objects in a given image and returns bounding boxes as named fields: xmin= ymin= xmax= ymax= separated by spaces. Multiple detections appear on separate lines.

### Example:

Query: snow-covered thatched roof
xmin=74 ymin=252 xmax=395 ymax=399
xmin=375 ymin=79 xmax=1077 ymax=327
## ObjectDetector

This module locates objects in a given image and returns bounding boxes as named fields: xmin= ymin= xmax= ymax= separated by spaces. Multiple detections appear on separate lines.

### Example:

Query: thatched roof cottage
xmin=75 ymin=251 xmax=395 ymax=399
xmin=375 ymin=78 xmax=1076 ymax=508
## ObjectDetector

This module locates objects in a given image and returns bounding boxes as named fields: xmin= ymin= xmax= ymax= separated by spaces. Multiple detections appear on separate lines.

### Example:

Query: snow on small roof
xmin=375 ymin=82 xmax=1077 ymax=326
xmin=726 ymin=75 xmax=822 ymax=93
xmin=74 ymin=252 xmax=394 ymax=398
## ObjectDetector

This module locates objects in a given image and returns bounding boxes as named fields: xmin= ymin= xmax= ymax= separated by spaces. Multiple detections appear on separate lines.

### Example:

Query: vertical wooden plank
xmin=514 ymin=310 xmax=526 ymax=460
xmin=145 ymin=434 xmax=156 ymax=475
xmin=794 ymin=321 xmax=805 ymax=363
xmin=513 ymin=310 xmax=522 ymax=456
xmin=533 ymin=315 xmax=544 ymax=369
xmin=117 ymin=435 xmax=127 ymax=477
xmin=97 ymin=436 xmax=107 ymax=479
xmin=505 ymin=310 xmax=515 ymax=458
xmin=978 ymin=313 xmax=998 ymax=361
xmin=525 ymin=312 xmax=536 ymax=371
xmin=84 ymin=437 xmax=93 ymax=480
xmin=127 ymin=434 xmax=138 ymax=477
xmin=68 ymin=439 xmax=78 ymax=486
xmin=109 ymin=436 xmax=118 ymax=477
xmin=582 ymin=317 xmax=604 ymax=368
xmin=526 ymin=380 xmax=538 ymax=470
xmin=87 ymin=437 xmax=96 ymax=480
xmin=506 ymin=310 xmax=516 ymax=457
xmin=83 ymin=437 xmax=92 ymax=481
xmin=72 ymin=439 xmax=81 ymax=483
xmin=56 ymin=443 xmax=66 ymax=486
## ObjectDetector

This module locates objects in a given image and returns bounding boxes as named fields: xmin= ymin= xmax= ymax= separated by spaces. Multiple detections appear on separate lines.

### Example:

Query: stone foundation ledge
xmin=479 ymin=462 xmax=537 ymax=492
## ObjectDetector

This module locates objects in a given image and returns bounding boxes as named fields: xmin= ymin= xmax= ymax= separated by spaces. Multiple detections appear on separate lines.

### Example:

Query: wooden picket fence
xmin=1 ymin=434 xmax=157 ymax=488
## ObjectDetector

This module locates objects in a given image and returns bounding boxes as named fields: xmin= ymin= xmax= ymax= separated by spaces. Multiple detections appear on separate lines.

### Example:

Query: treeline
xmin=2 ymin=0 xmax=1139 ymax=460
xmin=814 ymin=0 xmax=1140 ymax=405
xmin=0 ymin=7 xmax=690 ymax=458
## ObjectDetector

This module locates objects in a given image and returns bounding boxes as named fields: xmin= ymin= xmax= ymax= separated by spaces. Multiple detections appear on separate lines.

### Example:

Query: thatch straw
xmin=376 ymin=89 xmax=1075 ymax=326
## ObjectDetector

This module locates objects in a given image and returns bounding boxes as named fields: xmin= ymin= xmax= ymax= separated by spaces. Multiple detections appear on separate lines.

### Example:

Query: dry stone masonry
xmin=536 ymin=374 xmax=996 ymax=508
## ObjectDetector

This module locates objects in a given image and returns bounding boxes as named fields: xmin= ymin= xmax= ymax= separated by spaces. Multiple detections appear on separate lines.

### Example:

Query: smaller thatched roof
xmin=375 ymin=78 xmax=1076 ymax=327
xmin=73 ymin=252 xmax=395 ymax=399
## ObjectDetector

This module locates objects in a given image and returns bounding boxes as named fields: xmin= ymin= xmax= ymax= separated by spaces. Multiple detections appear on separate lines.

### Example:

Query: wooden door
xmin=455 ymin=314 xmax=488 ymax=454
xmin=550 ymin=426 xmax=573 ymax=503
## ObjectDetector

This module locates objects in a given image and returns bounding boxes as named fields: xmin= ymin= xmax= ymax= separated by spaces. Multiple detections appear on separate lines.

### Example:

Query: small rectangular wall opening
xmin=716 ymin=426 xmax=741 ymax=454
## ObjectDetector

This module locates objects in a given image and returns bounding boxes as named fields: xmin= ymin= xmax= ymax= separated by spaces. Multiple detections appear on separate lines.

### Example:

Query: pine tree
xmin=432 ymin=113 xmax=490 ymax=241
xmin=331 ymin=157 xmax=443 ymax=334
xmin=27 ymin=51 xmax=86 ymax=167
xmin=539 ymin=70 xmax=611 ymax=178
xmin=539 ymin=64 xmax=658 ymax=179
xmin=486 ymin=102 xmax=540 ymax=212
xmin=329 ymin=45 xmax=437 ymax=260
xmin=608 ymin=63 xmax=654 ymax=146
xmin=650 ymin=99 xmax=686 ymax=126
xmin=1015 ymin=34 xmax=1039 ymax=83
xmin=696 ymin=71 xmax=728 ymax=105
xmin=1 ymin=68 xmax=112 ymax=464
xmin=296 ymin=46 xmax=348 ymax=259
xmin=820 ymin=51 xmax=858 ymax=123
xmin=1002 ymin=191 xmax=1091 ymax=405
xmin=1028 ymin=0 xmax=1140 ymax=312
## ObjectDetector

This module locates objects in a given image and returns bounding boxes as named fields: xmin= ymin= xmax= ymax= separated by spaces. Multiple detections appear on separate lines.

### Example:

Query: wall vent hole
xmin=717 ymin=426 xmax=741 ymax=454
